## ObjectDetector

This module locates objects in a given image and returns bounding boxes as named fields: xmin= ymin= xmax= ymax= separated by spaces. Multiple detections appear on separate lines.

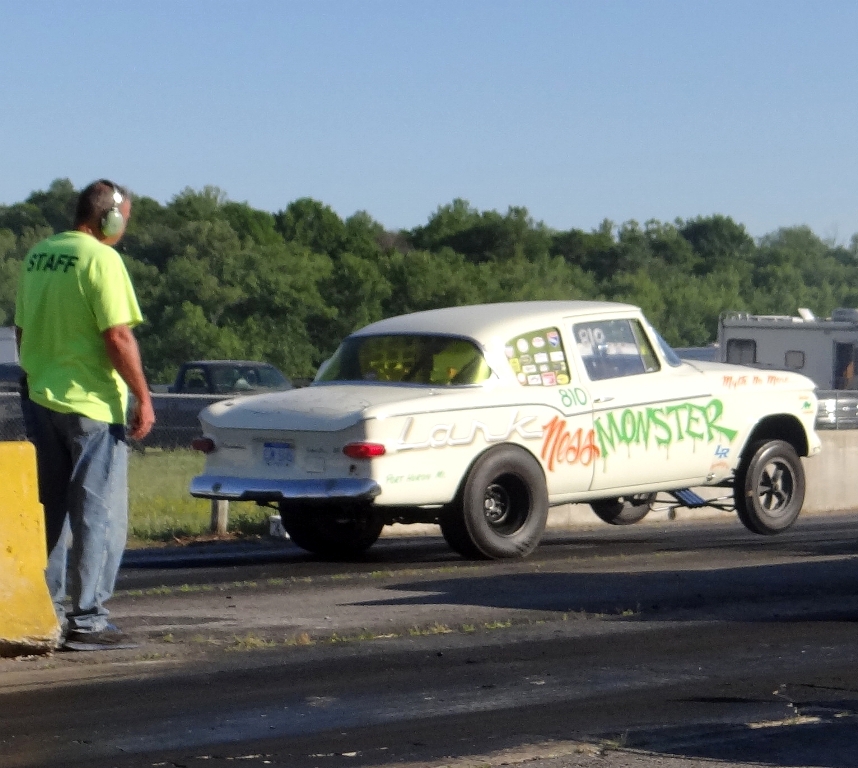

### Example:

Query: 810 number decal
xmin=559 ymin=387 xmax=588 ymax=408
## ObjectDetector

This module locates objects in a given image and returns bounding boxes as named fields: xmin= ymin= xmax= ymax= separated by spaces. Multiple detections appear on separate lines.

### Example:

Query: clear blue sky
xmin=2 ymin=1 xmax=857 ymax=241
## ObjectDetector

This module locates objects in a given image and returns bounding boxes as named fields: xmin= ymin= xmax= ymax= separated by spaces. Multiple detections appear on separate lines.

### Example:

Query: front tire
xmin=441 ymin=446 xmax=548 ymax=560
xmin=590 ymin=493 xmax=655 ymax=525
xmin=734 ymin=440 xmax=805 ymax=535
xmin=279 ymin=503 xmax=384 ymax=558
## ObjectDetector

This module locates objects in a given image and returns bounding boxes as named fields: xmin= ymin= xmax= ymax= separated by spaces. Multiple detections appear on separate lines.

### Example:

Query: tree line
xmin=2 ymin=178 xmax=857 ymax=384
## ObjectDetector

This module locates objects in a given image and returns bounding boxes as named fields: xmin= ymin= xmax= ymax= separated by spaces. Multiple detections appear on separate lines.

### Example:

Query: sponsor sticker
xmin=505 ymin=326 xmax=568 ymax=387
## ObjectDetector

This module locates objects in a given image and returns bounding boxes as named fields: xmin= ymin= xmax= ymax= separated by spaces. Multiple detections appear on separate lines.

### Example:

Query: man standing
xmin=15 ymin=179 xmax=155 ymax=651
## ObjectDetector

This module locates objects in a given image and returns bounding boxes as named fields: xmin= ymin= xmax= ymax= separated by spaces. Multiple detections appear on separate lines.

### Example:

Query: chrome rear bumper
xmin=190 ymin=475 xmax=381 ymax=502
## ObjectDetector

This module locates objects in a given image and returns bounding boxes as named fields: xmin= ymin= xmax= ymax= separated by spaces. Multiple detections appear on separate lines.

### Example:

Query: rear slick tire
xmin=442 ymin=445 xmax=548 ymax=560
xmin=734 ymin=439 xmax=805 ymax=535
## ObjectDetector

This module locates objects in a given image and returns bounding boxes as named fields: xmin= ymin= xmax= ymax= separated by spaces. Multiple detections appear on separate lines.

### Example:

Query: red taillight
xmin=343 ymin=442 xmax=386 ymax=459
xmin=191 ymin=437 xmax=216 ymax=453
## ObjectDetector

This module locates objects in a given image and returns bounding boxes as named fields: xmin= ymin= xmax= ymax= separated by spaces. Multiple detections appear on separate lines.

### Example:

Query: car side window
xmin=183 ymin=368 xmax=209 ymax=393
xmin=504 ymin=327 xmax=571 ymax=387
xmin=232 ymin=367 xmax=260 ymax=390
xmin=256 ymin=366 xmax=286 ymax=387
xmin=573 ymin=319 xmax=661 ymax=381
xmin=211 ymin=367 xmax=239 ymax=394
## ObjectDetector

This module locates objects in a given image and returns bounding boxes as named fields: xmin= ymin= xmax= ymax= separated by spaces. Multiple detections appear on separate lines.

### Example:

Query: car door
xmin=567 ymin=314 xmax=716 ymax=492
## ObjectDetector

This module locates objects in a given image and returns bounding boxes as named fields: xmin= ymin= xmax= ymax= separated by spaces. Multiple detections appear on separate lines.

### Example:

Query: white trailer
xmin=717 ymin=308 xmax=858 ymax=391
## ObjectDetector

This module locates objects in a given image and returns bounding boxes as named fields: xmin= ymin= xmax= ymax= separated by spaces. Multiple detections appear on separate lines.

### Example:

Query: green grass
xmin=128 ymin=448 xmax=271 ymax=544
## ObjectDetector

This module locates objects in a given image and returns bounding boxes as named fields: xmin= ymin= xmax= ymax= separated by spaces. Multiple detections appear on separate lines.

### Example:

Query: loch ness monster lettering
xmin=595 ymin=398 xmax=738 ymax=459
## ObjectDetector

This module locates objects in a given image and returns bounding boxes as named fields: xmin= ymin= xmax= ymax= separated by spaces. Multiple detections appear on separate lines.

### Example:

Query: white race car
xmin=190 ymin=301 xmax=821 ymax=559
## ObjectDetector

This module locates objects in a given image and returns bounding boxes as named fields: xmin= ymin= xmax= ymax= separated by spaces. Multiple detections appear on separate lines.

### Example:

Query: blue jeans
xmin=23 ymin=400 xmax=128 ymax=633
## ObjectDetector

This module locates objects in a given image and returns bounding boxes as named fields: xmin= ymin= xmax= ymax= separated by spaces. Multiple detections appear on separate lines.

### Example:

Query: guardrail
xmin=0 ymin=391 xmax=232 ymax=448
xmin=138 ymin=393 xmax=231 ymax=450
xmin=4 ymin=389 xmax=858 ymax=443
xmin=3 ymin=388 xmax=857 ymax=537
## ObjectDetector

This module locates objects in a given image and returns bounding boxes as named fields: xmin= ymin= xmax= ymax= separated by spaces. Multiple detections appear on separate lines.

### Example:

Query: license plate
xmin=263 ymin=441 xmax=294 ymax=467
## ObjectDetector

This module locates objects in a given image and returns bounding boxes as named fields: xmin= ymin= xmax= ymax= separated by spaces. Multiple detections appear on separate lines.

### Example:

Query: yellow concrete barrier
xmin=0 ymin=441 xmax=61 ymax=655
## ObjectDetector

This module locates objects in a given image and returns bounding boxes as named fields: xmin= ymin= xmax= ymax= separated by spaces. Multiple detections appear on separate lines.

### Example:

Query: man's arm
xmin=102 ymin=324 xmax=155 ymax=440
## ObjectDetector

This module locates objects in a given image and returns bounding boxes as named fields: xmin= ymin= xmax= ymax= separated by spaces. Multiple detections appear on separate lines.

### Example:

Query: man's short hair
xmin=74 ymin=179 xmax=132 ymax=227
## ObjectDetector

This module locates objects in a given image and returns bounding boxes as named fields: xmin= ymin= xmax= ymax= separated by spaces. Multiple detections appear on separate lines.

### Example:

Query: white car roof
xmin=352 ymin=301 xmax=641 ymax=342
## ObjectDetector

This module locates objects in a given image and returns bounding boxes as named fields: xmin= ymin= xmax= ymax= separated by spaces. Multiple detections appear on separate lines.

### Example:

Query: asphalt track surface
xmin=2 ymin=511 xmax=858 ymax=768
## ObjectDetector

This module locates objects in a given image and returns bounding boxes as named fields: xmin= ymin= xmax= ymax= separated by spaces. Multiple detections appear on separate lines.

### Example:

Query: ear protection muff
xmin=101 ymin=183 xmax=125 ymax=238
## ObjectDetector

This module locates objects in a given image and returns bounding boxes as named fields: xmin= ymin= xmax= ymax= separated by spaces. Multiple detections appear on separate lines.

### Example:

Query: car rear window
xmin=317 ymin=335 xmax=491 ymax=385
xmin=210 ymin=365 xmax=290 ymax=393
